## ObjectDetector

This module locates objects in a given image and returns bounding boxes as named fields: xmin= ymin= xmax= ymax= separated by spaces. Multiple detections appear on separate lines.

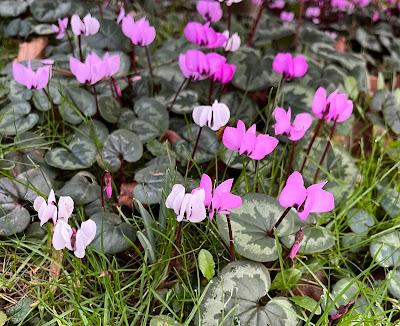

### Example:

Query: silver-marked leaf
xmin=231 ymin=48 xmax=274 ymax=91
xmin=0 ymin=206 xmax=30 ymax=236
xmin=216 ymin=193 xmax=297 ymax=262
xmin=33 ymin=23 xmax=54 ymax=35
xmin=284 ymin=226 xmax=335 ymax=254
xmin=118 ymin=97 xmax=169 ymax=143
xmin=58 ymin=172 xmax=100 ymax=205
xmin=78 ymin=120 xmax=109 ymax=145
xmin=355 ymin=28 xmax=382 ymax=52
xmin=98 ymin=96 xmax=121 ymax=123
xmin=0 ymin=101 xmax=38 ymax=135
xmin=45 ymin=135 xmax=97 ymax=170
xmin=388 ymin=269 xmax=400 ymax=300
xmin=199 ymin=260 xmax=298 ymax=326
xmin=8 ymin=79 xmax=32 ymax=102
xmin=165 ymin=90 xmax=199 ymax=114
xmin=90 ymin=212 xmax=136 ymax=254
xmin=173 ymin=124 xmax=219 ymax=164
xmin=0 ymin=0 xmax=29 ymax=17
xmin=282 ymin=83 xmax=314 ymax=115
xmin=341 ymin=232 xmax=368 ymax=253
xmin=30 ymin=0 xmax=71 ymax=22
xmin=102 ymin=129 xmax=143 ymax=172
xmin=379 ymin=186 xmax=400 ymax=218
xmin=347 ymin=209 xmax=375 ymax=234
xmin=59 ymin=87 xmax=96 ymax=125
xmin=220 ymin=92 xmax=257 ymax=124
xmin=370 ymin=231 xmax=400 ymax=267
xmin=134 ymin=156 xmax=179 ymax=205
xmin=5 ymin=18 xmax=32 ymax=38
xmin=86 ymin=19 xmax=131 ymax=52
xmin=155 ymin=65 xmax=185 ymax=94
xmin=150 ymin=316 xmax=182 ymax=326
xmin=6 ymin=297 xmax=34 ymax=325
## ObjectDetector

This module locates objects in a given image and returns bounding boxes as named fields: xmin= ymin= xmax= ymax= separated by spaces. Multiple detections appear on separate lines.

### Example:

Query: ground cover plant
xmin=0 ymin=0 xmax=400 ymax=325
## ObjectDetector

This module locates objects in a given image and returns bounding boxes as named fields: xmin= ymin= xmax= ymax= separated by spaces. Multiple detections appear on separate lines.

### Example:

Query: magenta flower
xmin=197 ymin=0 xmax=223 ymax=22
xmin=198 ymin=174 xmax=242 ymax=219
xmin=104 ymin=171 xmax=112 ymax=199
xmin=12 ymin=60 xmax=52 ymax=90
xmin=280 ymin=11 xmax=294 ymax=23
xmin=272 ymin=53 xmax=308 ymax=79
xmin=69 ymin=52 xmax=120 ymax=85
xmin=223 ymin=120 xmax=279 ymax=160
xmin=184 ymin=22 xmax=227 ymax=48
xmin=121 ymin=15 xmax=156 ymax=46
xmin=269 ymin=0 xmax=285 ymax=9
xmin=51 ymin=17 xmax=68 ymax=39
xmin=166 ymin=184 xmax=207 ymax=223
xmin=71 ymin=14 xmax=100 ymax=36
xmin=210 ymin=58 xmax=236 ymax=84
xmin=272 ymin=107 xmax=313 ymax=141
xmin=193 ymin=100 xmax=230 ymax=131
xmin=117 ymin=6 xmax=125 ymax=24
xmin=279 ymin=171 xmax=334 ymax=221
xmin=371 ymin=10 xmax=380 ymax=22
xmin=312 ymin=87 xmax=353 ymax=123
xmin=179 ymin=49 xmax=210 ymax=80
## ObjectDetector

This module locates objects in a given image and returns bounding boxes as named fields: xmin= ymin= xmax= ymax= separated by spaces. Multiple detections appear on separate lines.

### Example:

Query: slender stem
xmin=130 ymin=46 xmax=136 ymax=72
xmin=184 ymin=127 xmax=203 ymax=179
xmin=92 ymin=85 xmax=99 ymax=113
xmin=286 ymin=141 xmax=296 ymax=177
xmin=167 ymin=78 xmax=187 ymax=112
xmin=100 ymin=170 xmax=105 ymax=212
xmin=313 ymin=119 xmax=337 ymax=183
xmin=208 ymin=79 xmax=214 ymax=105
xmin=253 ymin=160 xmax=259 ymax=192
xmin=269 ymin=207 xmax=291 ymax=236
xmin=43 ymin=88 xmax=53 ymax=109
xmin=65 ymin=30 xmax=74 ymax=54
xmin=299 ymin=118 xmax=324 ymax=173
xmin=258 ymin=294 xmax=269 ymax=306
xmin=294 ymin=0 xmax=305 ymax=48
xmin=78 ymin=35 xmax=84 ymax=61
xmin=246 ymin=4 xmax=264 ymax=47
xmin=226 ymin=215 xmax=236 ymax=262
xmin=227 ymin=6 xmax=232 ymax=34
xmin=145 ymin=46 xmax=154 ymax=95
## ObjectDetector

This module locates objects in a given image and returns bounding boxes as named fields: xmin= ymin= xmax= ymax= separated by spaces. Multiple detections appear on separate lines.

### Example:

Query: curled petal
xmin=248 ymin=134 xmax=279 ymax=160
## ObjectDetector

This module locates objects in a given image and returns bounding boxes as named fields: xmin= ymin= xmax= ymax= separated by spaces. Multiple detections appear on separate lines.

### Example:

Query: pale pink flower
xmin=280 ymin=11 xmax=294 ymax=23
xmin=33 ymin=189 xmax=57 ymax=226
xmin=74 ymin=220 xmax=97 ymax=258
xmin=121 ymin=16 xmax=156 ymax=46
xmin=51 ymin=17 xmax=68 ymax=39
xmin=222 ymin=31 xmax=241 ymax=52
xmin=312 ymin=87 xmax=353 ymax=122
xmin=272 ymin=107 xmax=313 ymax=141
xmin=12 ymin=60 xmax=52 ymax=90
xmin=71 ymin=14 xmax=100 ymax=36
xmin=196 ymin=0 xmax=223 ymax=22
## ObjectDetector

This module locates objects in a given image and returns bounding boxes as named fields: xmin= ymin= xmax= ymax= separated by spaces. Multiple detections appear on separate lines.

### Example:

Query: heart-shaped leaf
xmin=58 ymin=172 xmax=100 ymax=205
xmin=220 ymin=92 xmax=257 ymax=124
xmin=199 ymin=260 xmax=298 ymax=326
xmin=118 ymin=97 xmax=169 ymax=143
xmin=231 ymin=48 xmax=274 ymax=91
xmin=163 ymin=90 xmax=199 ymax=114
xmin=173 ymin=124 xmax=219 ymax=164
xmin=347 ymin=209 xmax=375 ymax=234
xmin=134 ymin=156 xmax=179 ymax=205
xmin=99 ymin=96 xmax=122 ymax=123
xmin=0 ymin=206 xmax=31 ymax=236
xmin=370 ymin=231 xmax=400 ymax=267
xmin=77 ymin=120 xmax=110 ymax=145
xmin=0 ymin=0 xmax=29 ymax=17
xmin=379 ymin=186 xmax=400 ymax=218
xmin=102 ymin=129 xmax=143 ymax=172
xmin=0 ymin=101 xmax=38 ymax=136
xmin=45 ymin=135 xmax=97 ymax=170
xmin=59 ymin=87 xmax=96 ymax=125
xmin=388 ymin=269 xmax=400 ymax=300
xmin=216 ymin=193 xmax=297 ymax=262
xmin=5 ymin=18 xmax=32 ymax=38
xmin=30 ymin=0 xmax=71 ymax=23
xmin=90 ymin=212 xmax=136 ymax=254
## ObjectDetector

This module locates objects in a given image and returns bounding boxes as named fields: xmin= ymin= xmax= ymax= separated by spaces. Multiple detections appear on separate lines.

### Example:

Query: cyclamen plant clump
xmin=2 ymin=0 xmax=400 ymax=324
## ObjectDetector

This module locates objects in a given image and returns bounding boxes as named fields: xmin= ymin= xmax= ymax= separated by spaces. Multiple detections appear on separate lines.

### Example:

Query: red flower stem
xmin=269 ymin=206 xmax=291 ymax=236
xmin=100 ymin=171 xmax=105 ymax=212
xmin=226 ymin=215 xmax=236 ymax=262
xmin=246 ymin=4 xmax=264 ymax=47
xmin=184 ymin=126 xmax=203 ymax=179
xmin=167 ymin=78 xmax=188 ymax=112
xmin=313 ymin=119 xmax=337 ymax=183
xmin=208 ymin=79 xmax=214 ymax=105
xmin=145 ymin=46 xmax=154 ymax=95
xmin=78 ymin=35 xmax=84 ymax=61
xmin=227 ymin=6 xmax=232 ymax=34
xmin=299 ymin=118 xmax=324 ymax=173
xmin=287 ymin=141 xmax=296 ymax=177
xmin=92 ymin=85 xmax=99 ymax=113
xmin=294 ymin=0 xmax=305 ymax=47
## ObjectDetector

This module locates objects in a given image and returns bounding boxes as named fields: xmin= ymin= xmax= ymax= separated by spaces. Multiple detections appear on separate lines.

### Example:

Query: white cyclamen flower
xmin=192 ymin=100 xmax=230 ymax=131
xmin=222 ymin=31 xmax=241 ymax=52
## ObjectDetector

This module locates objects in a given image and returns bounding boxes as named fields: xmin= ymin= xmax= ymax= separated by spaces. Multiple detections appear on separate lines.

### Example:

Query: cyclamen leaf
xmin=198 ymin=249 xmax=215 ymax=281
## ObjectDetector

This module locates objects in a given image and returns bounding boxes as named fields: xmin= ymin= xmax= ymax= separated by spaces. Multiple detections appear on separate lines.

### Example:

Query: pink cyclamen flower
xmin=223 ymin=120 xmax=279 ymax=160
xmin=166 ymin=184 xmax=207 ymax=223
xmin=279 ymin=171 xmax=334 ymax=221
xmin=372 ymin=10 xmax=380 ymax=23
xmin=289 ymin=227 xmax=304 ymax=260
xmin=272 ymin=53 xmax=308 ymax=79
xmin=193 ymin=100 xmax=230 ymax=131
xmin=222 ymin=31 xmax=241 ymax=52
xmin=305 ymin=6 xmax=320 ymax=18
xmin=179 ymin=49 xmax=211 ymax=81
xmin=104 ymin=170 xmax=112 ymax=199
xmin=53 ymin=220 xmax=96 ymax=258
xmin=51 ymin=17 xmax=68 ymax=39
xmin=12 ymin=60 xmax=52 ymax=90
xmin=197 ymin=174 xmax=242 ymax=219
xmin=117 ymin=6 xmax=125 ymax=24
xmin=329 ymin=301 xmax=355 ymax=322
xmin=218 ymin=0 xmax=243 ymax=5
xmin=270 ymin=0 xmax=285 ymax=9
xmin=184 ymin=22 xmax=227 ymax=49
xmin=207 ymin=53 xmax=236 ymax=84
xmin=71 ymin=14 xmax=100 ymax=36
xmin=121 ymin=15 xmax=156 ymax=46
xmin=69 ymin=52 xmax=120 ymax=85
xmin=280 ymin=11 xmax=294 ymax=23
xmin=312 ymin=87 xmax=353 ymax=123
xmin=272 ymin=107 xmax=313 ymax=141
xmin=196 ymin=0 xmax=223 ymax=23
xmin=33 ymin=189 xmax=57 ymax=226
xmin=57 ymin=196 xmax=74 ymax=220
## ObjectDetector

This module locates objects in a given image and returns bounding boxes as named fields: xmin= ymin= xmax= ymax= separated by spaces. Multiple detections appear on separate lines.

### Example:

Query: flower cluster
xmin=272 ymin=53 xmax=308 ymax=79
xmin=33 ymin=190 xmax=96 ymax=258
xmin=184 ymin=22 xmax=227 ymax=48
